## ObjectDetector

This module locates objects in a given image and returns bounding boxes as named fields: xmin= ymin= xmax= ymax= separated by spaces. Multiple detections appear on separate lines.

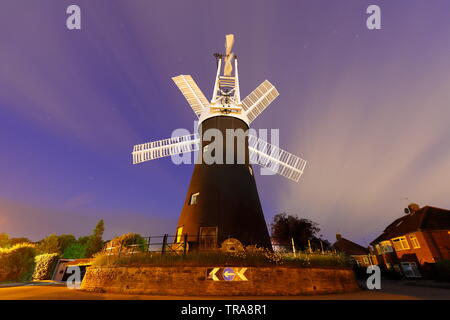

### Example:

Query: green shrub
xmin=104 ymin=233 xmax=147 ymax=255
xmin=0 ymin=233 xmax=10 ymax=248
xmin=93 ymin=246 xmax=352 ymax=269
xmin=36 ymin=234 xmax=60 ymax=255
xmin=0 ymin=243 xmax=36 ymax=282
xmin=435 ymin=260 xmax=450 ymax=282
xmin=62 ymin=243 xmax=87 ymax=259
xmin=32 ymin=253 xmax=59 ymax=281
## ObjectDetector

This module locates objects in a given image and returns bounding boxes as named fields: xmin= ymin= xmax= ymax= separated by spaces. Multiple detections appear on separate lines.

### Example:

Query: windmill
xmin=132 ymin=35 xmax=306 ymax=250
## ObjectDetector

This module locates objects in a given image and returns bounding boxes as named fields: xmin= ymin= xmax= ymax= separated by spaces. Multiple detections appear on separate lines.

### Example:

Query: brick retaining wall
xmin=81 ymin=266 xmax=359 ymax=296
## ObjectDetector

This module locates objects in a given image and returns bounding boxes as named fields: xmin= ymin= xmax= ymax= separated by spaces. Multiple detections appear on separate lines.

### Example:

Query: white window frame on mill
xmin=176 ymin=226 xmax=184 ymax=243
xmin=190 ymin=192 xmax=200 ymax=205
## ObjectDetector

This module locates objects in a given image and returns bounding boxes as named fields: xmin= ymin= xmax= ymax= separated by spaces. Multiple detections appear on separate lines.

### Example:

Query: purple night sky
xmin=1 ymin=1 xmax=450 ymax=246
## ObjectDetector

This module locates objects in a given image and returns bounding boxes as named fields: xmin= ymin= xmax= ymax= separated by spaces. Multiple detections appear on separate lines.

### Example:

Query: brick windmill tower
xmin=132 ymin=35 xmax=306 ymax=250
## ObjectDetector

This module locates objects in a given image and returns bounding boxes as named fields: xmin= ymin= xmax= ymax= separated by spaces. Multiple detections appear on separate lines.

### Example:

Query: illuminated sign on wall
xmin=207 ymin=267 xmax=248 ymax=281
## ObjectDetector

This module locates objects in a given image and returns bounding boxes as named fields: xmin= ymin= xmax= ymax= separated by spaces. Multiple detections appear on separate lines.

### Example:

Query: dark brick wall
xmin=81 ymin=266 xmax=359 ymax=296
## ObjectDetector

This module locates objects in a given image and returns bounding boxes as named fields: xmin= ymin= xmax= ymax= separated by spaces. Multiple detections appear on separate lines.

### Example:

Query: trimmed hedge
xmin=32 ymin=253 xmax=60 ymax=281
xmin=0 ymin=243 xmax=36 ymax=282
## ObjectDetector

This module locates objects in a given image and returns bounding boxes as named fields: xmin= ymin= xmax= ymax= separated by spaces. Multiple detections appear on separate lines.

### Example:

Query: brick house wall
xmin=374 ymin=251 xmax=399 ymax=269
xmin=352 ymin=255 xmax=369 ymax=267
xmin=373 ymin=230 xmax=450 ymax=278
xmin=424 ymin=230 xmax=450 ymax=261
xmin=370 ymin=206 xmax=450 ymax=277
xmin=395 ymin=231 xmax=435 ymax=265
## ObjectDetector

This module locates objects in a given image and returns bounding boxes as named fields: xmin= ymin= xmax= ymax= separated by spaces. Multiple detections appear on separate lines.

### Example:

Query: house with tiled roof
xmin=332 ymin=234 xmax=377 ymax=267
xmin=370 ymin=205 xmax=450 ymax=278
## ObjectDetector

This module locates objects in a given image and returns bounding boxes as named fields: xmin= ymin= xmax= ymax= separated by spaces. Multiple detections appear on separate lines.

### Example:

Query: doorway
xmin=199 ymin=227 xmax=218 ymax=251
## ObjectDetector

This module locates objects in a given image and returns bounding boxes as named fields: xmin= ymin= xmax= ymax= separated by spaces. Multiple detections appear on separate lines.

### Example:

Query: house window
xmin=400 ymin=262 xmax=421 ymax=278
xmin=391 ymin=236 xmax=410 ymax=251
xmin=409 ymin=234 xmax=420 ymax=249
xmin=375 ymin=244 xmax=382 ymax=255
xmin=392 ymin=239 xmax=402 ymax=251
xmin=176 ymin=226 xmax=183 ymax=243
xmin=363 ymin=256 xmax=369 ymax=265
xmin=400 ymin=237 xmax=410 ymax=249
xmin=189 ymin=192 xmax=199 ymax=205
xmin=380 ymin=241 xmax=393 ymax=253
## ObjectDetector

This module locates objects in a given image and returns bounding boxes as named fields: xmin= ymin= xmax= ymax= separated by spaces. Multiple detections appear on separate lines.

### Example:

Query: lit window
xmin=392 ymin=239 xmax=402 ymax=251
xmin=375 ymin=244 xmax=382 ymax=255
xmin=189 ymin=192 xmax=199 ymax=205
xmin=363 ymin=256 xmax=369 ymax=264
xmin=248 ymin=166 xmax=253 ymax=176
xmin=391 ymin=236 xmax=410 ymax=251
xmin=409 ymin=234 xmax=420 ymax=249
xmin=400 ymin=237 xmax=410 ymax=249
xmin=176 ymin=226 xmax=183 ymax=243
xmin=380 ymin=241 xmax=393 ymax=253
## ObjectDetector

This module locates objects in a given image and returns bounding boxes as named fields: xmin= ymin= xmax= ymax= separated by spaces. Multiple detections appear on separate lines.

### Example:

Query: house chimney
xmin=336 ymin=234 xmax=342 ymax=241
xmin=407 ymin=203 xmax=420 ymax=214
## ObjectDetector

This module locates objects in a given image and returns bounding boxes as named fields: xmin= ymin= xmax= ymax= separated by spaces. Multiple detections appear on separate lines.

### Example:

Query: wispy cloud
xmin=276 ymin=56 xmax=450 ymax=244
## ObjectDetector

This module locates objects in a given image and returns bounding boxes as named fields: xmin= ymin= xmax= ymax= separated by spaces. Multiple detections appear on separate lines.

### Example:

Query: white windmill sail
xmin=248 ymin=134 xmax=306 ymax=182
xmin=224 ymin=34 xmax=235 ymax=76
xmin=132 ymin=134 xmax=199 ymax=164
xmin=242 ymin=80 xmax=279 ymax=123
xmin=172 ymin=75 xmax=209 ymax=117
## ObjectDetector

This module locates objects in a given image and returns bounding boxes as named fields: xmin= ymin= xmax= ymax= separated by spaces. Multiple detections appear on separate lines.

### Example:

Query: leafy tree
xmin=62 ymin=242 xmax=87 ymax=259
xmin=0 ymin=233 xmax=10 ymax=248
xmin=85 ymin=219 xmax=105 ymax=257
xmin=36 ymin=234 xmax=77 ymax=255
xmin=9 ymin=237 xmax=31 ymax=246
xmin=36 ymin=234 xmax=60 ymax=254
xmin=106 ymin=233 xmax=147 ymax=253
xmin=57 ymin=234 xmax=76 ymax=253
xmin=77 ymin=236 xmax=90 ymax=246
xmin=270 ymin=213 xmax=322 ymax=250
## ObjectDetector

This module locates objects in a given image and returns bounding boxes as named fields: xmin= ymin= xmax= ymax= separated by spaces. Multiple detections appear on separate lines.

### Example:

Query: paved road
xmin=0 ymin=280 xmax=448 ymax=300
